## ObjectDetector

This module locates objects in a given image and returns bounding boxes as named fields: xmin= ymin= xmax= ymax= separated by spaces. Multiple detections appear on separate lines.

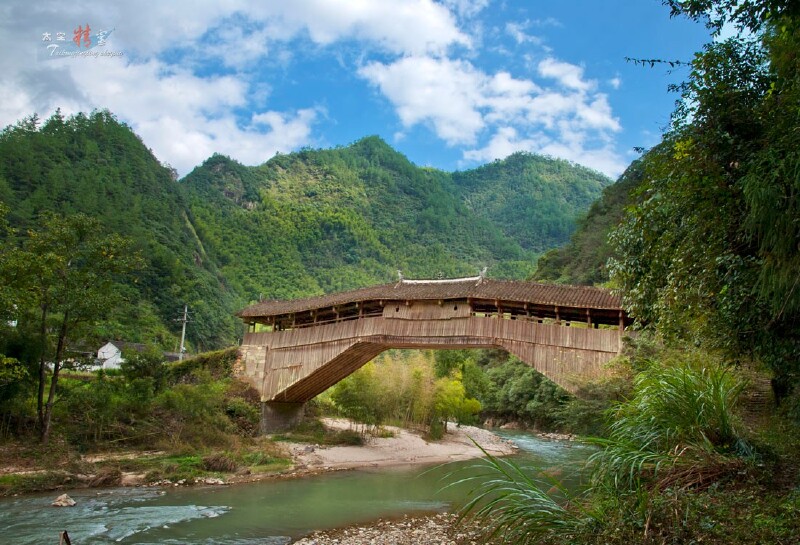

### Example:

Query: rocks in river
xmin=199 ymin=477 xmax=226 ymax=485
xmin=52 ymin=493 xmax=76 ymax=507
xmin=539 ymin=432 xmax=577 ymax=441
xmin=499 ymin=421 xmax=521 ymax=430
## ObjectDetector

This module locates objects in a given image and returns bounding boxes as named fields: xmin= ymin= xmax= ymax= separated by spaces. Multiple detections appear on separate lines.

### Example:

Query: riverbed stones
xmin=293 ymin=513 xmax=482 ymax=545
xmin=51 ymin=493 xmax=76 ymax=507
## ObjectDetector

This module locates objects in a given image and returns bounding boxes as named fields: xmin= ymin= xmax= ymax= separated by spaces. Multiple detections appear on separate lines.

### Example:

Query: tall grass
xmin=590 ymin=359 xmax=750 ymax=492
xmin=448 ymin=356 xmax=753 ymax=544
xmin=446 ymin=443 xmax=596 ymax=544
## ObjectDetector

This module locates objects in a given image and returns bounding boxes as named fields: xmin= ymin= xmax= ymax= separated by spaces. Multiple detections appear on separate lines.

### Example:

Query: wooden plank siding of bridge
xmin=235 ymin=277 xmax=633 ymax=414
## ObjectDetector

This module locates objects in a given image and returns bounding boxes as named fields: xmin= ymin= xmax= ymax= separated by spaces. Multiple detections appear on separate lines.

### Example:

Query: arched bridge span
xmin=236 ymin=276 xmax=632 ymax=431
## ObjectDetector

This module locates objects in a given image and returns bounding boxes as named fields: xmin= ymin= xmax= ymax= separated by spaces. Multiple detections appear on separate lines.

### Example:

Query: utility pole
xmin=178 ymin=304 xmax=188 ymax=361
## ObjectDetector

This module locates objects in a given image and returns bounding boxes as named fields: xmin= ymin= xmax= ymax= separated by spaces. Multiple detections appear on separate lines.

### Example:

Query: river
xmin=0 ymin=431 xmax=593 ymax=544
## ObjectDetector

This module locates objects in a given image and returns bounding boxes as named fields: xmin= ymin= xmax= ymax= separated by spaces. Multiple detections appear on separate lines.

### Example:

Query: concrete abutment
xmin=261 ymin=401 xmax=306 ymax=433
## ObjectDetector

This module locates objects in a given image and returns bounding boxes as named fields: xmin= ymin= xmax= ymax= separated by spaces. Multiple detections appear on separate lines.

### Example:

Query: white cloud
xmin=360 ymin=54 xmax=625 ymax=177
xmin=505 ymin=21 xmax=544 ymax=46
xmin=537 ymin=57 xmax=592 ymax=91
xmin=439 ymin=0 xmax=490 ymax=19
xmin=100 ymin=0 xmax=470 ymax=58
xmin=465 ymin=125 xmax=626 ymax=176
xmin=608 ymin=76 xmax=622 ymax=89
xmin=359 ymin=56 xmax=486 ymax=145
xmin=463 ymin=126 xmax=543 ymax=161
xmin=0 ymin=48 xmax=322 ymax=174
xmin=0 ymin=0 xmax=628 ymax=178
xmin=0 ymin=0 xmax=472 ymax=175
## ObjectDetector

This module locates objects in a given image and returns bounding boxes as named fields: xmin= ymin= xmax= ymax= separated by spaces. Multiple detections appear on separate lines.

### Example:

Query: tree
xmin=6 ymin=213 xmax=140 ymax=443
xmin=610 ymin=1 xmax=800 ymax=387
xmin=433 ymin=373 xmax=481 ymax=431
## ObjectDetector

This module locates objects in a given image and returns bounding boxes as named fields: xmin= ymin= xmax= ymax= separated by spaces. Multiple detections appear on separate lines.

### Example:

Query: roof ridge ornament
xmin=399 ymin=275 xmax=482 ymax=284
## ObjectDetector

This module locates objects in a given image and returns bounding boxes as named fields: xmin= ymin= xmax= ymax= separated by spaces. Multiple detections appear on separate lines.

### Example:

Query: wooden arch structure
xmin=236 ymin=276 xmax=632 ymax=431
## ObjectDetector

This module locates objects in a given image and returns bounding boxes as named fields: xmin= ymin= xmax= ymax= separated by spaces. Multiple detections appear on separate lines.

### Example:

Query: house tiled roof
xmin=238 ymin=277 xmax=622 ymax=318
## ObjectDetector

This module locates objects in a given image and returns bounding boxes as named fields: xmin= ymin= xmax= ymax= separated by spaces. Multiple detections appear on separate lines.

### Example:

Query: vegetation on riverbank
xmin=0 ymin=348 xmax=294 ymax=496
xmin=446 ymin=2 xmax=800 ymax=541
xmin=454 ymin=349 xmax=800 ymax=545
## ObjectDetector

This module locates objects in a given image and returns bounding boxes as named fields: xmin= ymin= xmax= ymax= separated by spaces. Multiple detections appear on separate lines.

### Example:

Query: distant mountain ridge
xmin=0 ymin=111 xmax=613 ymax=350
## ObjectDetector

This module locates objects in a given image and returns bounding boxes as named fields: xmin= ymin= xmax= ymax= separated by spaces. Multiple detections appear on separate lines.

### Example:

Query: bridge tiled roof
xmin=238 ymin=277 xmax=622 ymax=318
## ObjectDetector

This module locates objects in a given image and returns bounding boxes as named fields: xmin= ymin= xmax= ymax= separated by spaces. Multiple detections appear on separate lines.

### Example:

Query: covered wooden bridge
xmin=236 ymin=275 xmax=632 ymax=432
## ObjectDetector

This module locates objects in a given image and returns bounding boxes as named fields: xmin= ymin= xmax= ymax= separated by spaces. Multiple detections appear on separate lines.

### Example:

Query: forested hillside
xmin=0 ymin=111 xmax=240 ymax=351
xmin=0 ymin=115 xmax=611 ymax=352
xmin=533 ymin=159 xmax=644 ymax=285
xmin=453 ymin=151 xmax=610 ymax=254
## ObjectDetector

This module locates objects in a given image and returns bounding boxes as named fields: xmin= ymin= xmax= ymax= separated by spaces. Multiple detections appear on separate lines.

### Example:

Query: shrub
xmin=591 ymin=356 xmax=750 ymax=492
xmin=152 ymin=375 xmax=236 ymax=449
xmin=201 ymin=453 xmax=239 ymax=472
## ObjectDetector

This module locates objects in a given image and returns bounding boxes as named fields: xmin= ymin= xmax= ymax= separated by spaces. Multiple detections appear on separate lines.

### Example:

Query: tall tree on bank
xmin=610 ymin=1 xmax=800 ymax=387
xmin=6 ymin=213 xmax=140 ymax=443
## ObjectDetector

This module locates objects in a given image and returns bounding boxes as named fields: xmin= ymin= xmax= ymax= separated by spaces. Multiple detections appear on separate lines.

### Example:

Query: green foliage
xmin=224 ymin=396 xmax=261 ymax=436
xmin=329 ymin=361 xmax=386 ymax=426
xmin=0 ymin=355 xmax=25 ymax=389
xmin=0 ymin=111 xmax=240 ymax=350
xmin=46 ymin=350 xmax=260 ymax=450
xmin=0 ymin=113 xmax=607 ymax=359
xmin=590 ymin=356 xmax=749 ymax=493
xmin=120 ymin=345 xmax=168 ymax=391
xmin=166 ymin=346 xmax=239 ymax=382
xmin=450 ymin=444 xmax=594 ymax=544
xmin=329 ymin=351 xmax=481 ymax=434
xmin=152 ymin=372 xmax=234 ymax=449
xmin=449 ymin=350 xmax=768 ymax=545
xmin=608 ymin=2 xmax=800 ymax=388
xmin=433 ymin=373 xmax=481 ymax=429
xmin=182 ymin=137 xmax=609 ymax=306
xmin=1 ymin=210 xmax=143 ymax=442
xmin=0 ymin=471 xmax=73 ymax=495
xmin=452 ymin=151 xmax=613 ymax=254
xmin=482 ymin=358 xmax=571 ymax=430
xmin=553 ymin=375 xmax=631 ymax=437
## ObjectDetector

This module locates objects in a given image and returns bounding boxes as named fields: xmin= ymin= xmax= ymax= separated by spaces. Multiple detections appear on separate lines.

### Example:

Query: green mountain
xmin=533 ymin=160 xmax=644 ymax=285
xmin=453 ymin=151 xmax=611 ymax=253
xmin=0 ymin=111 xmax=613 ymax=351
xmin=0 ymin=111 xmax=240 ymax=351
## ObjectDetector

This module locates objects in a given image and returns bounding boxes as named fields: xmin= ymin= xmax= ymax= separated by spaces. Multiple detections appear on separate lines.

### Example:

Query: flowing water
xmin=1 ymin=431 xmax=594 ymax=544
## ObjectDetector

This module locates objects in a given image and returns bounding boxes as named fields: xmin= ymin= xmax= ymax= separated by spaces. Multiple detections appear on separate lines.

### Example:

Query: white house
xmin=96 ymin=341 xmax=124 ymax=370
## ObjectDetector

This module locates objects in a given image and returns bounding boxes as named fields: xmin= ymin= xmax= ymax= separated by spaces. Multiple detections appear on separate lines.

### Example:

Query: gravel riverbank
xmin=293 ymin=513 xmax=483 ymax=545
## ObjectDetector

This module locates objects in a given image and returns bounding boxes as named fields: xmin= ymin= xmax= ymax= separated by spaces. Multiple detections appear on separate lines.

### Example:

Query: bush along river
xmin=0 ymin=430 xmax=594 ymax=544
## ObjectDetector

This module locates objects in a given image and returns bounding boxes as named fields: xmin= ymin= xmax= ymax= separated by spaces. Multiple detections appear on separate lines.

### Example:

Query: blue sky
xmin=0 ymin=1 xmax=712 ymax=178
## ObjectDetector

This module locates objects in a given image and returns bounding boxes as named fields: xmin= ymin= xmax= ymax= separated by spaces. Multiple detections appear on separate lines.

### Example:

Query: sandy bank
xmin=286 ymin=418 xmax=517 ymax=473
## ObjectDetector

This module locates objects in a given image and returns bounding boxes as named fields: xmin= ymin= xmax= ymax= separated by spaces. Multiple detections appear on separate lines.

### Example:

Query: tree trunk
xmin=36 ymin=304 xmax=48 ymax=431
xmin=41 ymin=311 xmax=68 ymax=445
